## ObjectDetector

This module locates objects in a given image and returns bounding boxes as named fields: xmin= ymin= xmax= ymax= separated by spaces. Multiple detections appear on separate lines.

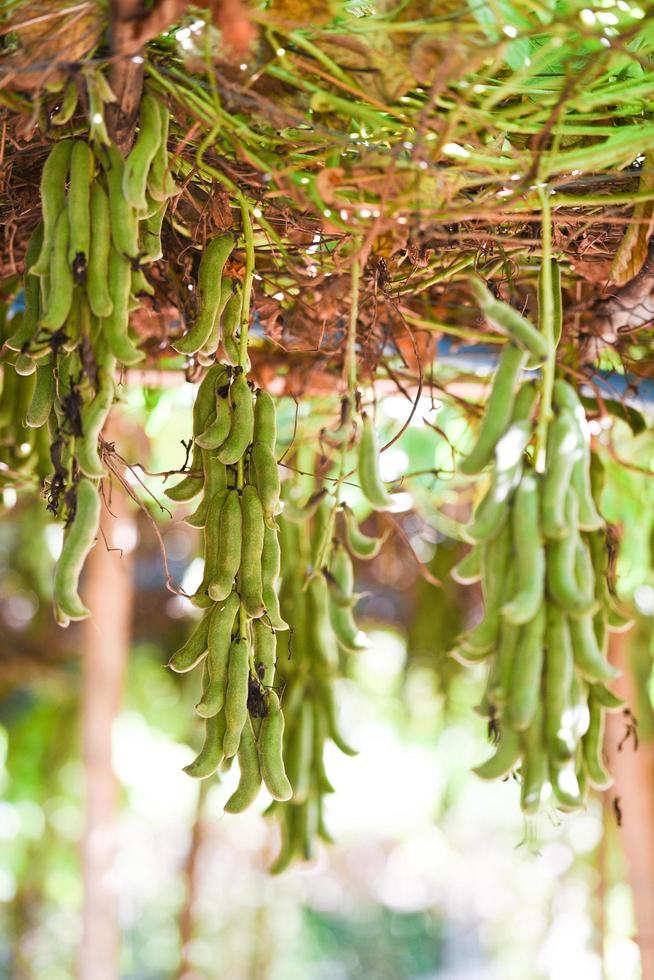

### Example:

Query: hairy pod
xmin=146 ymin=97 xmax=177 ymax=201
xmin=253 ymin=619 xmax=277 ymax=687
xmin=67 ymin=141 xmax=93 ymax=266
xmin=473 ymin=725 xmax=521 ymax=779
xmin=544 ymin=606 xmax=576 ymax=761
xmin=261 ymin=525 xmax=289 ymax=631
xmin=26 ymin=359 xmax=56 ymax=428
xmin=87 ymin=183 xmax=114 ymax=317
xmin=221 ymin=289 xmax=242 ymax=366
xmin=53 ymin=477 xmax=100 ymax=623
xmin=207 ymin=489 xmax=242 ymax=603
xmin=358 ymin=413 xmax=393 ymax=510
xmin=32 ymin=140 xmax=73 ymax=277
xmin=173 ymin=235 xmax=234 ymax=354
xmin=196 ymin=591 xmax=240 ymax=717
xmin=501 ymin=472 xmax=545 ymax=624
xmin=40 ymin=209 xmax=74 ymax=330
xmin=122 ymin=93 xmax=163 ymax=210
xmin=341 ymin=503 xmax=386 ymax=559
xmin=240 ymin=485 xmax=266 ymax=618
xmin=459 ymin=344 xmax=527 ymax=475
xmin=468 ymin=274 xmax=549 ymax=361
xmin=508 ymin=605 xmax=546 ymax=731
xmin=224 ymin=717 xmax=262 ymax=812
xmin=253 ymin=389 xmax=277 ymax=451
xmin=183 ymin=711 xmax=226 ymax=779
xmin=105 ymin=145 xmax=140 ymax=259
xmin=519 ymin=707 xmax=547 ymax=814
xmin=168 ymin=609 xmax=212 ymax=672
xmin=223 ymin=636 xmax=251 ymax=758
xmin=103 ymin=248 xmax=144 ymax=365
xmin=217 ymin=373 xmax=254 ymax=465
xmin=76 ymin=356 xmax=116 ymax=478
xmin=541 ymin=409 xmax=582 ymax=539
xmin=251 ymin=442 xmax=280 ymax=529
xmin=259 ymin=690 xmax=293 ymax=801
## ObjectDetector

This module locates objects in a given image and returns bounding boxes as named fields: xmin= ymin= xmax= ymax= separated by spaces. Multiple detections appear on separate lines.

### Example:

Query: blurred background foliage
xmin=0 ymin=379 xmax=649 ymax=980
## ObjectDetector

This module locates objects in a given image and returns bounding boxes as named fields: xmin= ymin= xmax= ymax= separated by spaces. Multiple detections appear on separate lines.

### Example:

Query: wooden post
xmin=78 ymin=486 xmax=134 ymax=980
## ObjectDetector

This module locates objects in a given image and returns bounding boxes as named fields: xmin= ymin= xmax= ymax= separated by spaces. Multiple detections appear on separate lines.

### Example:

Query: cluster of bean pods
xmin=262 ymin=466 xmax=384 ymax=871
xmin=0 ymin=91 xmax=176 ymax=624
xmin=167 ymin=365 xmax=293 ymax=808
xmin=453 ymin=277 xmax=630 ymax=814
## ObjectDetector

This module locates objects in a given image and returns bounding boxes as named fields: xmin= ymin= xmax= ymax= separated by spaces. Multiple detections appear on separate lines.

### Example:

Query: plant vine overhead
xmin=1 ymin=0 xmax=653 ymax=868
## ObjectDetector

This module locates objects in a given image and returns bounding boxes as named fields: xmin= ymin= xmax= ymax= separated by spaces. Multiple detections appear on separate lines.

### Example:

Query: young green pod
xmin=195 ymin=591 xmax=240 ymax=717
xmin=76 ymin=356 xmax=116 ymax=478
xmin=253 ymin=389 xmax=277 ymax=451
xmin=51 ymin=79 xmax=79 ymax=126
xmin=341 ymin=503 xmax=387 ymax=559
xmin=184 ymin=450 xmax=226 ymax=529
xmin=223 ymin=636 xmax=251 ymax=758
xmin=40 ymin=209 xmax=74 ymax=330
xmin=221 ymin=289 xmax=242 ymax=366
xmin=122 ymin=93 xmax=163 ymax=210
xmin=582 ymin=696 xmax=613 ymax=789
xmin=240 ymin=485 xmax=266 ymax=618
xmin=104 ymin=145 xmax=139 ymax=258
xmin=472 ymin=726 xmax=521 ymax=780
xmin=468 ymin=274 xmax=549 ymax=360
xmin=451 ymin=544 xmax=482 ymax=585
xmin=316 ymin=679 xmax=357 ymax=757
xmin=224 ymin=716 xmax=262 ymax=812
xmin=207 ymin=489 xmax=242 ymax=603
xmin=285 ymin=701 xmax=314 ymax=804
xmin=103 ymin=248 xmax=144 ymax=365
xmin=459 ymin=344 xmax=527 ymax=475
xmin=217 ymin=373 xmax=254 ymax=465
xmin=501 ymin=473 xmax=545 ymax=625
xmin=519 ymin=707 xmax=547 ymax=814
xmin=544 ymin=605 xmax=576 ymax=761
xmin=541 ymin=409 xmax=582 ymax=539
xmin=195 ymin=391 xmax=231 ymax=450
xmin=539 ymin=258 xmax=562 ymax=348
xmin=173 ymin=235 xmax=234 ymax=355
xmin=261 ymin=525 xmax=289 ymax=631
xmin=194 ymin=488 xmax=229 ymax=606
xmin=31 ymin=140 xmax=73 ymax=276
xmin=146 ymin=97 xmax=177 ymax=201
xmin=253 ymin=618 xmax=277 ymax=687
xmin=589 ymin=683 xmax=625 ymax=712
xmin=53 ymin=477 xmax=100 ymax=623
xmin=6 ymin=225 xmax=43 ymax=352
xmin=459 ymin=520 xmax=512 ymax=655
xmin=67 ymin=141 xmax=93 ymax=266
xmin=168 ymin=609 xmax=212 ymax=672
xmin=358 ymin=412 xmax=393 ymax=510
xmin=329 ymin=597 xmax=368 ymax=652
xmin=251 ymin=442 xmax=280 ymax=530
xmin=259 ymin=690 xmax=293 ymax=801
xmin=546 ymin=494 xmax=596 ymax=616
xmin=87 ymin=183 xmax=114 ymax=317
xmin=569 ymin=613 xmax=618 ymax=683
xmin=508 ymin=605 xmax=545 ymax=731
xmin=183 ymin=711 xmax=226 ymax=779
xmin=139 ymin=198 xmax=168 ymax=264
xmin=26 ymin=359 xmax=56 ymax=428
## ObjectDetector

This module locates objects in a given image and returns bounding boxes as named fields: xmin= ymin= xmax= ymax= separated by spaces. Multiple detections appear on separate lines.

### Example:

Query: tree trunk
xmin=605 ymin=630 xmax=654 ymax=978
xmin=78 ymin=487 xmax=134 ymax=980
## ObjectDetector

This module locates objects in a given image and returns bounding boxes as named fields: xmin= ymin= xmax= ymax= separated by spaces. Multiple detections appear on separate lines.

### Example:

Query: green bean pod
xmin=207 ymin=489 xmax=242 ymax=603
xmin=341 ymin=503 xmax=386 ymax=559
xmin=240 ymin=485 xmax=266 ymax=618
xmin=589 ymin=683 xmax=625 ymax=712
xmin=519 ymin=707 xmax=547 ymax=814
xmin=103 ymin=248 xmax=144 ymax=365
xmin=173 ymin=235 xmax=234 ymax=354
xmin=261 ymin=525 xmax=289 ymax=631
xmin=196 ymin=591 xmax=241 ymax=717
xmin=122 ymin=93 xmax=163 ymax=210
xmin=357 ymin=412 xmax=393 ymax=510
xmin=569 ymin=613 xmax=618 ymax=683
xmin=105 ymin=145 xmax=139 ymax=258
xmin=32 ymin=140 xmax=73 ymax=276
xmin=67 ymin=141 xmax=93 ymax=266
xmin=194 ymin=488 xmax=229 ymax=606
xmin=460 ymin=520 xmax=512 ymax=654
xmin=76 ymin=356 xmax=116 ymax=478
xmin=544 ymin=606 xmax=575 ymax=761
xmin=251 ymin=442 xmax=280 ymax=530
xmin=140 ymin=199 xmax=167 ymax=263
xmin=26 ymin=359 xmax=56 ymax=428
xmin=501 ymin=473 xmax=545 ymax=625
xmin=184 ymin=450 xmax=226 ymax=529
xmin=183 ymin=711 xmax=226 ymax=779
xmin=508 ymin=605 xmax=546 ymax=731
xmin=468 ymin=274 xmax=549 ymax=360
xmin=146 ymin=97 xmax=177 ymax=201
xmin=195 ymin=391 xmax=231 ymax=450
xmin=253 ymin=619 xmax=277 ymax=687
xmin=86 ymin=183 xmax=114 ymax=317
xmin=223 ymin=637 xmax=251 ymax=758
xmin=168 ymin=609 xmax=212 ymax=672
xmin=224 ymin=717 xmax=262 ymax=812
xmin=40 ymin=210 xmax=74 ymax=330
xmin=217 ymin=373 xmax=254 ymax=465
xmin=473 ymin=726 xmax=521 ymax=779
xmin=259 ymin=690 xmax=293 ymax=801
xmin=285 ymin=701 xmax=314 ymax=804
xmin=7 ymin=225 xmax=43 ymax=351
xmin=221 ymin=289 xmax=242 ymax=366
xmin=451 ymin=545 xmax=482 ymax=584
xmin=53 ymin=477 xmax=100 ymax=623
xmin=541 ymin=409 xmax=582 ymax=539
xmin=459 ymin=344 xmax=527 ymax=475
xmin=253 ymin=389 xmax=277 ymax=451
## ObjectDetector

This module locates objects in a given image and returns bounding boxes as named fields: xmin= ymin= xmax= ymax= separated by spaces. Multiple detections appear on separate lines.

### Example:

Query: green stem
xmin=534 ymin=186 xmax=556 ymax=473
xmin=238 ymin=197 xmax=255 ymax=371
